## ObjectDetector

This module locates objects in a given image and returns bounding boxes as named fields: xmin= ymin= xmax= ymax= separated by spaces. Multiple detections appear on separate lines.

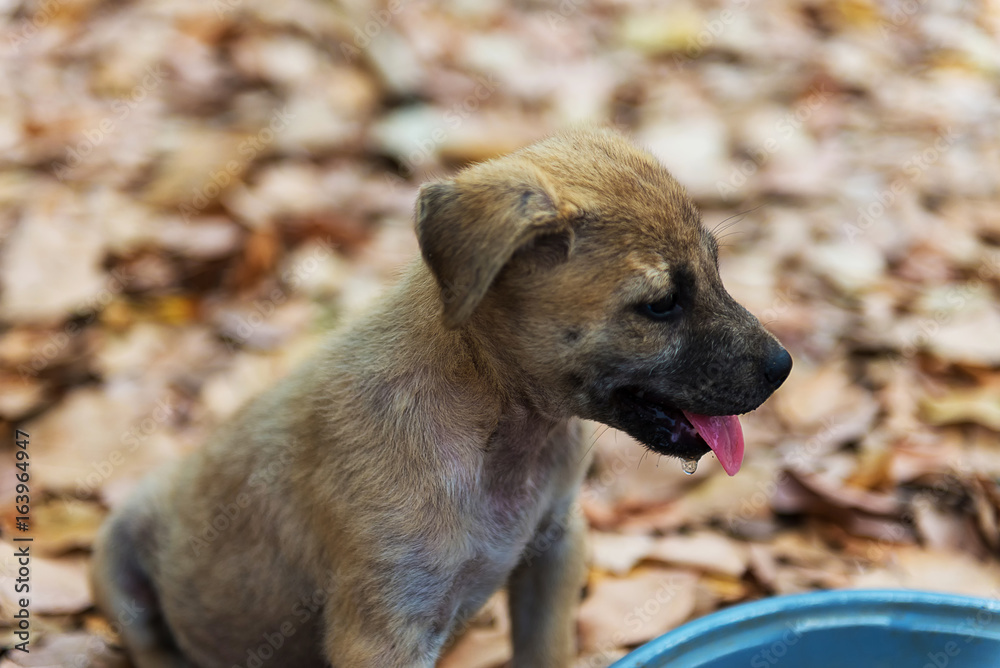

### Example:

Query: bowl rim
xmin=610 ymin=588 xmax=1000 ymax=668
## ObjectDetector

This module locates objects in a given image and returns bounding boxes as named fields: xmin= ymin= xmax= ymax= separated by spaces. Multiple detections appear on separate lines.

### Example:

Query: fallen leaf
xmin=0 ymin=375 xmax=47 ymax=421
xmin=850 ymin=547 xmax=1000 ymax=596
xmin=785 ymin=468 xmax=901 ymax=515
xmin=28 ymin=499 xmax=106 ymax=557
xmin=616 ymin=8 xmax=705 ymax=56
xmin=0 ymin=184 xmax=108 ymax=324
xmin=773 ymin=361 xmax=876 ymax=436
xmin=573 ymin=650 xmax=628 ymax=668
xmin=438 ymin=628 xmax=510 ymax=668
xmin=0 ymin=631 xmax=126 ymax=667
xmin=807 ymin=239 xmax=886 ymax=294
xmin=153 ymin=216 xmax=244 ymax=260
xmin=143 ymin=126 xmax=252 ymax=208
xmin=747 ymin=543 xmax=780 ymax=591
xmin=911 ymin=493 xmax=986 ymax=555
xmin=926 ymin=302 xmax=1000 ymax=367
xmin=578 ymin=568 xmax=698 ymax=652
xmin=0 ymin=544 xmax=91 ymax=615
xmin=439 ymin=594 xmax=510 ymax=668
xmin=657 ymin=458 xmax=782 ymax=530
xmin=921 ymin=385 xmax=1000 ymax=431
xmin=588 ymin=531 xmax=657 ymax=576
xmin=646 ymin=532 xmax=748 ymax=577
xmin=25 ymin=387 xmax=185 ymax=494
xmin=699 ymin=572 xmax=749 ymax=602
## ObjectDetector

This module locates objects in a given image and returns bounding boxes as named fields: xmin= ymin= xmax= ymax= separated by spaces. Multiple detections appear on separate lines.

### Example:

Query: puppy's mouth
xmin=613 ymin=389 xmax=745 ymax=476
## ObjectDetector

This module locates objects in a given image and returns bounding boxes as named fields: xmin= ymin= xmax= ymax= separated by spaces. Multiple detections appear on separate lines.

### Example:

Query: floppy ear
xmin=416 ymin=171 xmax=573 ymax=328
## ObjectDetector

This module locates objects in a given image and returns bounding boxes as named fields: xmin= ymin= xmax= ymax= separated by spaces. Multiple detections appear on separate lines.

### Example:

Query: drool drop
xmin=681 ymin=459 xmax=698 ymax=475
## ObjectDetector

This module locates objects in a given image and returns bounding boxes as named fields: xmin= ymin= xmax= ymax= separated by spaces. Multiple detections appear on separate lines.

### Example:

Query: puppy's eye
xmin=639 ymin=294 xmax=680 ymax=320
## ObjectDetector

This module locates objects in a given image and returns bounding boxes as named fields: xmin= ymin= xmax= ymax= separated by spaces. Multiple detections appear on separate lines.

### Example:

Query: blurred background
xmin=0 ymin=0 xmax=999 ymax=665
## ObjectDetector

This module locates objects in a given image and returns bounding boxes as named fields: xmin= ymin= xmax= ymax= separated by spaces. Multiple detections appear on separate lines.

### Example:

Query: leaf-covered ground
xmin=1 ymin=0 xmax=999 ymax=665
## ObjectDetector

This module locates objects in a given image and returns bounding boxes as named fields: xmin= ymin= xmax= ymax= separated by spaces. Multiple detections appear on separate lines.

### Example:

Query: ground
xmin=1 ymin=0 xmax=1000 ymax=666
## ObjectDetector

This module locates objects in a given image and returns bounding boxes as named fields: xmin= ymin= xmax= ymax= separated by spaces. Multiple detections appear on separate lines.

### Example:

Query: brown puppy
xmin=91 ymin=127 xmax=790 ymax=668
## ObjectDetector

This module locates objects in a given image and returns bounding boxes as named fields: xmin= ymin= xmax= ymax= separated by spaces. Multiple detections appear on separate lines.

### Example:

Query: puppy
xmin=91 ymin=127 xmax=791 ymax=668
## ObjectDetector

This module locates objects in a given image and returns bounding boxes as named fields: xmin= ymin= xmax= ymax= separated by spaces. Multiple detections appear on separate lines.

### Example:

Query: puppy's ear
xmin=416 ymin=170 xmax=572 ymax=328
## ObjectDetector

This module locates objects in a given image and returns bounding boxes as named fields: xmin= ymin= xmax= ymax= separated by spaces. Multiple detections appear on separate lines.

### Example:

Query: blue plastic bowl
xmin=611 ymin=589 xmax=1000 ymax=668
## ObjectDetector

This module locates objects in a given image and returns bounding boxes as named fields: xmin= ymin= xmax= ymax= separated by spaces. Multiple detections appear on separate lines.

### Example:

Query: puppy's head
xmin=416 ymin=127 xmax=791 ymax=475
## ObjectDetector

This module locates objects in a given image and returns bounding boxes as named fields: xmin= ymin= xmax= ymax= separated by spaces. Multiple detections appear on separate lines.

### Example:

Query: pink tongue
xmin=680 ymin=411 xmax=745 ymax=476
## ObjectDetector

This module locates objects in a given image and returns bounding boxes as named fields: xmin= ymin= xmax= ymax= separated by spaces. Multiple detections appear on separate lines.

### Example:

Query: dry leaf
xmin=911 ymin=494 xmax=986 ymax=555
xmin=784 ymin=468 xmax=901 ymax=515
xmin=0 ymin=544 xmax=91 ymax=615
xmin=143 ymin=127 xmax=254 ymax=208
xmin=921 ymin=385 xmax=1000 ymax=431
xmin=646 ymin=532 xmax=748 ymax=577
xmin=588 ymin=531 xmax=657 ymax=576
xmin=439 ymin=594 xmax=511 ymax=668
xmin=851 ymin=547 xmax=1000 ymax=596
xmin=0 ymin=631 xmax=126 ymax=668
xmin=28 ymin=499 xmax=106 ymax=557
xmin=773 ymin=361 xmax=876 ymax=436
xmin=971 ymin=477 xmax=1000 ymax=551
xmin=0 ymin=375 xmax=47 ymax=421
xmin=25 ymin=387 xmax=185 ymax=494
xmin=925 ymin=306 xmax=1000 ymax=367
xmin=578 ymin=569 xmax=698 ymax=652
xmin=0 ymin=185 xmax=108 ymax=324
xmin=438 ymin=629 xmax=511 ymax=668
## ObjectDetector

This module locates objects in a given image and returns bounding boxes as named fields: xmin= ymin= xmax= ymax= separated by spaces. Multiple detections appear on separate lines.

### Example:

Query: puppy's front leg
xmin=508 ymin=501 xmax=587 ymax=668
xmin=321 ymin=583 xmax=445 ymax=668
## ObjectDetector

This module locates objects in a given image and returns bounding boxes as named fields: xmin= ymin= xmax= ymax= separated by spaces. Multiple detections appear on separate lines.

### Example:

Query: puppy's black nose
xmin=764 ymin=346 xmax=792 ymax=387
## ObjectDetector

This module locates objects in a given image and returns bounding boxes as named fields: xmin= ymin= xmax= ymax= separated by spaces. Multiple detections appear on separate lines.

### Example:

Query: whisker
xmin=579 ymin=425 xmax=610 ymax=464
xmin=710 ymin=204 xmax=765 ymax=236
xmin=715 ymin=230 xmax=746 ymax=249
